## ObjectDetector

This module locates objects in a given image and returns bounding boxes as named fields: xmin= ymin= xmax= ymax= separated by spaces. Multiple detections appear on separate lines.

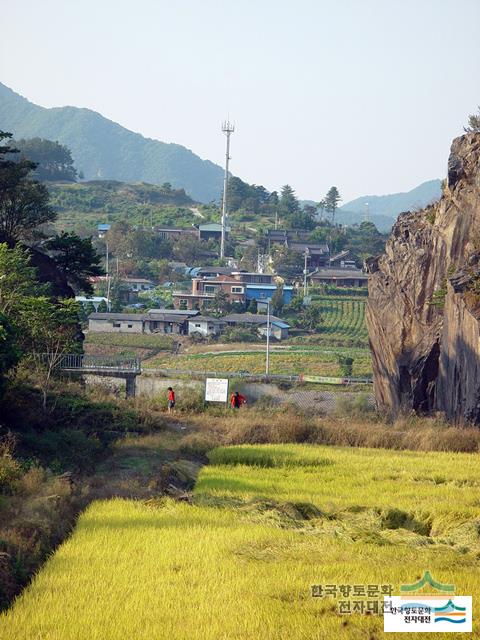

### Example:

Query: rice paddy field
xmin=146 ymin=346 xmax=372 ymax=377
xmin=2 ymin=443 xmax=480 ymax=639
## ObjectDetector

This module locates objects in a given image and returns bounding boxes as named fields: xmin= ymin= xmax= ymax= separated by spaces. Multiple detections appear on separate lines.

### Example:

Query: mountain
xmin=340 ymin=179 xmax=442 ymax=221
xmin=0 ymin=82 xmax=224 ymax=203
xmin=334 ymin=210 xmax=396 ymax=233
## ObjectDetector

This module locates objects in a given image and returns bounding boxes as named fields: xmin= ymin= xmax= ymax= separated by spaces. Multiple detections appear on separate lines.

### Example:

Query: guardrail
xmin=38 ymin=353 xmax=141 ymax=373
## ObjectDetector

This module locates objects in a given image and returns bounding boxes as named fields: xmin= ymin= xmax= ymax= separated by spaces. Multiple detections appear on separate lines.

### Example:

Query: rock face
xmin=367 ymin=132 xmax=480 ymax=423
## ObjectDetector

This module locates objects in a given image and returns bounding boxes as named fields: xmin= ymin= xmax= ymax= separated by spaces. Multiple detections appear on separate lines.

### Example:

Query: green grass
xmin=2 ymin=443 xmax=480 ymax=639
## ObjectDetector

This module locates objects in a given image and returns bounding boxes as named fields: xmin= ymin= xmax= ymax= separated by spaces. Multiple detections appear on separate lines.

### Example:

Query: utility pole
xmin=303 ymin=247 xmax=310 ymax=298
xmin=265 ymin=300 xmax=271 ymax=378
xmin=105 ymin=242 xmax=111 ymax=310
xmin=220 ymin=120 xmax=234 ymax=260
xmin=274 ymin=211 xmax=278 ymax=230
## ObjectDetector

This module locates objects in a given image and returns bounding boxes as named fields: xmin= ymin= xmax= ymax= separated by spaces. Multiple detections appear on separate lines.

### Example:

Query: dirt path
xmin=86 ymin=420 xmax=203 ymax=502
xmin=189 ymin=206 xmax=205 ymax=219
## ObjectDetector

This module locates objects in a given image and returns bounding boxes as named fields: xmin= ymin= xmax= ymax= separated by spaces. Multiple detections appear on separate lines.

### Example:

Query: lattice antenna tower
xmin=220 ymin=120 xmax=235 ymax=259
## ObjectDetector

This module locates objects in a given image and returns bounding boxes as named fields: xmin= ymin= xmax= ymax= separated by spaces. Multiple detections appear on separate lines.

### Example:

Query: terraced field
xmin=3 ymin=443 xmax=480 ymax=639
xmin=313 ymin=295 xmax=368 ymax=345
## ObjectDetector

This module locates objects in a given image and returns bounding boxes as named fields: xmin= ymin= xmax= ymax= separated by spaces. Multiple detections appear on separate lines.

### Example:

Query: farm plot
xmin=313 ymin=295 xmax=368 ymax=345
xmin=145 ymin=347 xmax=372 ymax=377
xmin=84 ymin=332 xmax=175 ymax=359
xmin=2 ymin=444 xmax=480 ymax=639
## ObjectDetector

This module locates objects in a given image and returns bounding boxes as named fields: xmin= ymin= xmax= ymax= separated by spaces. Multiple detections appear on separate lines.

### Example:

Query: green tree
xmin=270 ymin=285 xmax=285 ymax=315
xmin=338 ymin=355 xmax=354 ymax=377
xmin=317 ymin=199 xmax=327 ymax=220
xmin=18 ymin=297 xmax=81 ymax=410
xmin=0 ymin=312 xmax=20 ymax=395
xmin=0 ymin=131 xmax=55 ymax=245
xmin=279 ymin=185 xmax=299 ymax=220
xmin=13 ymin=138 xmax=77 ymax=182
xmin=324 ymin=186 xmax=341 ymax=224
xmin=286 ymin=207 xmax=316 ymax=230
xmin=271 ymin=246 xmax=302 ymax=278
xmin=247 ymin=298 xmax=258 ymax=313
xmin=298 ymin=303 xmax=322 ymax=332
xmin=104 ymin=221 xmax=132 ymax=260
xmin=84 ymin=302 xmax=96 ymax=318
xmin=465 ymin=106 xmax=480 ymax=132
xmin=173 ymin=235 xmax=205 ymax=264
xmin=212 ymin=289 xmax=230 ymax=315
xmin=45 ymin=232 xmax=103 ymax=294
xmin=0 ymin=243 xmax=45 ymax=314
xmin=108 ymin=277 xmax=128 ymax=312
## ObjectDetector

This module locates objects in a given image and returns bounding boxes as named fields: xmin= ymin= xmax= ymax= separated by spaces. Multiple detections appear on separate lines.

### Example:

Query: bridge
xmin=45 ymin=354 xmax=141 ymax=397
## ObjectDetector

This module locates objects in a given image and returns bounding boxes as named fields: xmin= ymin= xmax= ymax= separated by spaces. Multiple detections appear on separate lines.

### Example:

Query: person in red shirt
xmin=230 ymin=390 xmax=247 ymax=409
xmin=167 ymin=387 xmax=175 ymax=413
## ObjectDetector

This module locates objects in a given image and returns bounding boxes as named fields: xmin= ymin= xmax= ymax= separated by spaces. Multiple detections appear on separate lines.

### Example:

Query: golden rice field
xmin=2 ymin=444 xmax=480 ymax=639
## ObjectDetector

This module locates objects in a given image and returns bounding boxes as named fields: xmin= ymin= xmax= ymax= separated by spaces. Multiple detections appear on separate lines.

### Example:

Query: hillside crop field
xmin=146 ymin=346 xmax=372 ymax=377
xmin=312 ymin=294 xmax=368 ymax=346
xmin=2 ymin=443 xmax=480 ymax=639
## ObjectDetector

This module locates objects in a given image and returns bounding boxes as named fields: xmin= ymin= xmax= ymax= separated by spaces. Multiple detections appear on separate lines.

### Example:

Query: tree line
xmin=0 ymin=131 xmax=103 ymax=408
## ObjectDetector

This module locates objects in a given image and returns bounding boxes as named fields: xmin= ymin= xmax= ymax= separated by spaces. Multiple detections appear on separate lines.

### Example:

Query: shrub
xmin=334 ymin=393 xmax=375 ymax=418
xmin=0 ymin=454 xmax=22 ymax=494
xmin=222 ymin=326 xmax=258 ymax=343
xmin=20 ymin=429 xmax=103 ymax=473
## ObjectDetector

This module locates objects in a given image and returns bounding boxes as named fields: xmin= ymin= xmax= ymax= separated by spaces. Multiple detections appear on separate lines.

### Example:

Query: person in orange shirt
xmin=230 ymin=390 xmax=247 ymax=409
xmin=167 ymin=386 xmax=176 ymax=413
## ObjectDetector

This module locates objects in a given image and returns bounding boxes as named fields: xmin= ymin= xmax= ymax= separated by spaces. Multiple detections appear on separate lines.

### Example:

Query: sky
xmin=1 ymin=0 xmax=480 ymax=202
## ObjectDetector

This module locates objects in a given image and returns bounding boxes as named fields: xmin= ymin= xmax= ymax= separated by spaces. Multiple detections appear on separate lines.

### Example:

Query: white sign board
xmin=205 ymin=378 xmax=229 ymax=403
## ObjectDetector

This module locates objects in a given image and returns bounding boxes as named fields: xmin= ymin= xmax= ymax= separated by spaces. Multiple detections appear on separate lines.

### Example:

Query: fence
xmin=38 ymin=353 xmax=141 ymax=373
xmin=143 ymin=367 xmax=372 ymax=384
xmin=136 ymin=370 xmax=375 ymax=415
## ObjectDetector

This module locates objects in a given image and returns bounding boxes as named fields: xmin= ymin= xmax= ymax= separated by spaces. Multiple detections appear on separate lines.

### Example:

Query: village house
xmin=245 ymin=283 xmax=294 ymax=311
xmin=88 ymin=309 xmax=200 ymax=335
xmin=328 ymin=249 xmax=359 ymax=269
xmin=197 ymin=222 xmax=230 ymax=241
xmin=310 ymin=267 xmax=368 ymax=288
xmin=123 ymin=277 xmax=156 ymax=292
xmin=172 ymin=275 xmax=246 ymax=310
xmin=265 ymin=229 xmax=330 ymax=267
xmin=188 ymin=315 xmax=227 ymax=337
xmin=223 ymin=313 xmax=290 ymax=340
xmin=154 ymin=226 xmax=197 ymax=241
xmin=97 ymin=223 xmax=111 ymax=238
xmin=172 ymin=271 xmax=294 ymax=311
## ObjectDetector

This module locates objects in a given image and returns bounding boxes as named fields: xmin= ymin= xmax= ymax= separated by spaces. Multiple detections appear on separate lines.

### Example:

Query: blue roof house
xmin=245 ymin=284 xmax=294 ymax=311
xmin=97 ymin=223 xmax=111 ymax=238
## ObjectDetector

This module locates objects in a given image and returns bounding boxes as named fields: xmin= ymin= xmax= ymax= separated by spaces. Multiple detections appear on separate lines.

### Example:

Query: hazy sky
xmin=2 ymin=0 xmax=479 ymax=201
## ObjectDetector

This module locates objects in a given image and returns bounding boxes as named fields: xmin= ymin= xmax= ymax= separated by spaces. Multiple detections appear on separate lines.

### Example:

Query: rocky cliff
xmin=367 ymin=132 xmax=480 ymax=423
